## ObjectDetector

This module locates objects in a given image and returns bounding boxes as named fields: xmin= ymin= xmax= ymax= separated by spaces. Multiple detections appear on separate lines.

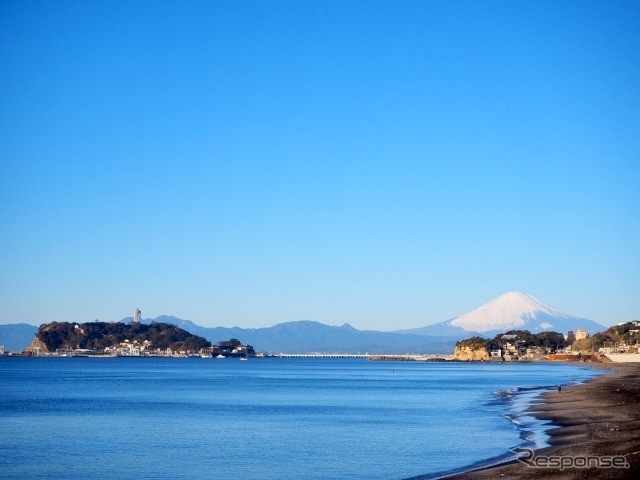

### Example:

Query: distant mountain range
xmin=0 ymin=323 xmax=37 ymax=352
xmin=125 ymin=316 xmax=458 ymax=355
xmin=0 ymin=292 xmax=609 ymax=354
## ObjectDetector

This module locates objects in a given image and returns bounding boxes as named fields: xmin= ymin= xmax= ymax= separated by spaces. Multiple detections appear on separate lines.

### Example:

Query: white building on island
xmin=574 ymin=327 xmax=589 ymax=341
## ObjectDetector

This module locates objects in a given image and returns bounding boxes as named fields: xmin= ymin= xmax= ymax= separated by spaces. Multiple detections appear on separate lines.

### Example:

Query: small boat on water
xmin=216 ymin=354 xmax=225 ymax=359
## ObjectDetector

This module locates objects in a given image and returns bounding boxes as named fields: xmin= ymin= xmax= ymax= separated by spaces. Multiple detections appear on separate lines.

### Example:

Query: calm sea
xmin=0 ymin=357 xmax=603 ymax=480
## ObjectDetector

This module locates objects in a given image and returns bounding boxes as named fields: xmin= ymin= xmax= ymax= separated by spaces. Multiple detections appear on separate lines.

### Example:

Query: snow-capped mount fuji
xmin=399 ymin=292 xmax=606 ymax=339
xmin=451 ymin=291 xmax=573 ymax=332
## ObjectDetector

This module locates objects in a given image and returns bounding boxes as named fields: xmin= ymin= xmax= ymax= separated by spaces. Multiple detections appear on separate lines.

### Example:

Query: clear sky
xmin=1 ymin=0 xmax=638 ymax=330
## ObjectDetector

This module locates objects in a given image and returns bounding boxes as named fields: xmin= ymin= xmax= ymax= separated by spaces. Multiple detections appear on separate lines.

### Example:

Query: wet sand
xmin=445 ymin=362 xmax=640 ymax=479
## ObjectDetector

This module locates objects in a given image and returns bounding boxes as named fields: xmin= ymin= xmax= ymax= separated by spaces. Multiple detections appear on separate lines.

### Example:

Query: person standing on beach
xmin=557 ymin=385 xmax=562 ymax=393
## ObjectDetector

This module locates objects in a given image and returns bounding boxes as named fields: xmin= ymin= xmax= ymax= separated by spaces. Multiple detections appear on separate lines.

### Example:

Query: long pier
xmin=277 ymin=354 xmax=367 ymax=358
xmin=275 ymin=354 xmax=453 ymax=361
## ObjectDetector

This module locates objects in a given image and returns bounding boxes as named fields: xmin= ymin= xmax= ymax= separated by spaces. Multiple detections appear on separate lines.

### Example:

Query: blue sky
xmin=1 ymin=0 xmax=638 ymax=330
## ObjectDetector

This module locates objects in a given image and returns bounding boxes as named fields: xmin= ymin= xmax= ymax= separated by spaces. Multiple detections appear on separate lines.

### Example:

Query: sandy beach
xmin=443 ymin=362 xmax=640 ymax=479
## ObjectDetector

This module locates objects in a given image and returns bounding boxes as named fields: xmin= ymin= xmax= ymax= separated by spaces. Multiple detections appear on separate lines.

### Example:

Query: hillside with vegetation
xmin=455 ymin=336 xmax=490 ymax=352
xmin=574 ymin=321 xmax=640 ymax=353
xmin=487 ymin=330 xmax=567 ymax=351
xmin=456 ymin=330 xmax=566 ymax=353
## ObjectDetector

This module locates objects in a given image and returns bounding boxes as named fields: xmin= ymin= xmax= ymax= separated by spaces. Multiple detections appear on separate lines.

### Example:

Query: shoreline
xmin=439 ymin=362 xmax=640 ymax=479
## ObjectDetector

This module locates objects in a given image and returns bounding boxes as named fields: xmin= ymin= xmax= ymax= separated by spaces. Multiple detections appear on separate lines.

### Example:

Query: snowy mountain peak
xmin=396 ymin=291 xmax=606 ymax=339
xmin=450 ymin=291 xmax=569 ymax=333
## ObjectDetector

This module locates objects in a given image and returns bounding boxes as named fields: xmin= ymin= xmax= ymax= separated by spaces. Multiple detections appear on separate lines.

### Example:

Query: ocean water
xmin=0 ymin=357 xmax=603 ymax=480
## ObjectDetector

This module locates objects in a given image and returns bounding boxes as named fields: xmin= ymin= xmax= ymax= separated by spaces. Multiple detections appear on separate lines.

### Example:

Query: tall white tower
xmin=133 ymin=308 xmax=142 ymax=324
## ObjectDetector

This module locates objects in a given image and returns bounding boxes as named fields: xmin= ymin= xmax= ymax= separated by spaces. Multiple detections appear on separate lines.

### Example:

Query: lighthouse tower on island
xmin=133 ymin=308 xmax=142 ymax=325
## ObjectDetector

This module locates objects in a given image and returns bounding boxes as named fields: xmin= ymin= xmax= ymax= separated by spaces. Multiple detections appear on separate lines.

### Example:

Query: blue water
xmin=0 ymin=358 xmax=603 ymax=480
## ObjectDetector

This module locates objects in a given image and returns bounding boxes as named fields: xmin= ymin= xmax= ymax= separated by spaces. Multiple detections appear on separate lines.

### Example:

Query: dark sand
xmin=444 ymin=362 xmax=640 ymax=479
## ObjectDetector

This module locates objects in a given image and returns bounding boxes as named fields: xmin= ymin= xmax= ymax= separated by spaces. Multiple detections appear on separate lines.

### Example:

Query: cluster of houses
xmin=201 ymin=339 xmax=256 ymax=358
xmin=489 ymin=335 xmax=546 ymax=361
xmin=4 ymin=338 xmax=257 ymax=358
xmin=488 ymin=322 xmax=640 ymax=362
xmin=103 ymin=339 xmax=159 ymax=357
xmin=489 ymin=328 xmax=590 ymax=362
xmin=90 ymin=339 xmax=256 ymax=358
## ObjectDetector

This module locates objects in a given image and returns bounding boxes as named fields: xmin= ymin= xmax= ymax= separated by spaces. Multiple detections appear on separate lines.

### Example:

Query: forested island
xmin=25 ymin=321 xmax=255 ymax=358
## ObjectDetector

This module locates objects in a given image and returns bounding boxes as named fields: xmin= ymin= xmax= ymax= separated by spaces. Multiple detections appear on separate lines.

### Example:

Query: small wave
xmin=493 ymin=383 xmax=554 ymax=398
xmin=492 ymin=387 xmax=518 ymax=398
xmin=505 ymin=413 xmax=521 ymax=426
xmin=490 ymin=385 xmax=553 ymax=407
